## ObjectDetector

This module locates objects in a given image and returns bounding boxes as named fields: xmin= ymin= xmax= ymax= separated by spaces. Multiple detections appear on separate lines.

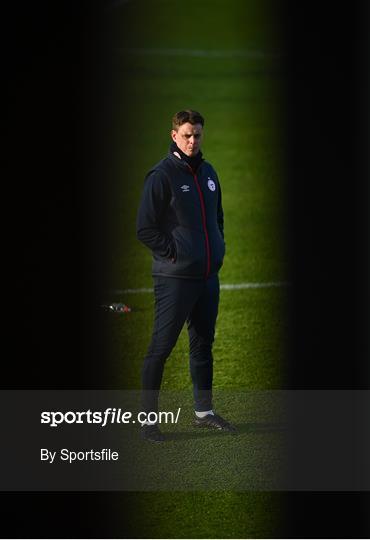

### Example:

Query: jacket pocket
xmin=209 ymin=229 xmax=226 ymax=274
xmin=171 ymin=227 xmax=206 ymax=276
xmin=152 ymin=235 xmax=176 ymax=263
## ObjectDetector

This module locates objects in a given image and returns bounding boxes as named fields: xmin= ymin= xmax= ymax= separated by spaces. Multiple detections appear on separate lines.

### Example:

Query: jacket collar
xmin=168 ymin=142 xmax=204 ymax=173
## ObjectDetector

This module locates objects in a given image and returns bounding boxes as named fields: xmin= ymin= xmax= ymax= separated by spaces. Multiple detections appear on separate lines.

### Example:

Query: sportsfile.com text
xmin=41 ymin=407 xmax=182 ymax=427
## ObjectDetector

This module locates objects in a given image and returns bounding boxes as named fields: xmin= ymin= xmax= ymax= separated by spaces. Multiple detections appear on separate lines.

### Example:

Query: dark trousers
xmin=142 ymin=274 xmax=220 ymax=414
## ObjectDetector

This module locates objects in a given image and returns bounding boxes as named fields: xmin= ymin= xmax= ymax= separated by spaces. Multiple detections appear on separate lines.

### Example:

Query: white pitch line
xmin=221 ymin=282 xmax=288 ymax=290
xmin=112 ymin=282 xmax=288 ymax=295
xmin=117 ymin=47 xmax=280 ymax=60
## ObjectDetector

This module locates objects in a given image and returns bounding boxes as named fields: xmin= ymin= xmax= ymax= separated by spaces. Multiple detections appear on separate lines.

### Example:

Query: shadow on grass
xmin=164 ymin=422 xmax=287 ymax=442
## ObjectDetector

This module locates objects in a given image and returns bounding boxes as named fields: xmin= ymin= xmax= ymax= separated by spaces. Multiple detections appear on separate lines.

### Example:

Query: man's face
xmin=171 ymin=122 xmax=203 ymax=157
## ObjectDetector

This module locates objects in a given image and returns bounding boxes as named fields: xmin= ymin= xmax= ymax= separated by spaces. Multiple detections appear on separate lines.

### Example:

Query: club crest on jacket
xmin=207 ymin=178 xmax=216 ymax=191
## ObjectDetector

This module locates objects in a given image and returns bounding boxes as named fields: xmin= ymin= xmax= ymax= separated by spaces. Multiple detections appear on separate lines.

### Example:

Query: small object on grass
xmin=101 ymin=303 xmax=132 ymax=313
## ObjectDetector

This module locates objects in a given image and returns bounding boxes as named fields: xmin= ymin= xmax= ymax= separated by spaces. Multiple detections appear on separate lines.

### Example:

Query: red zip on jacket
xmin=188 ymin=165 xmax=211 ymax=279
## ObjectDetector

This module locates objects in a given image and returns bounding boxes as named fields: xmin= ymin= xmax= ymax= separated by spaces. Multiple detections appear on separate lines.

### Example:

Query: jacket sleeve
xmin=217 ymin=180 xmax=224 ymax=240
xmin=136 ymin=170 xmax=176 ymax=259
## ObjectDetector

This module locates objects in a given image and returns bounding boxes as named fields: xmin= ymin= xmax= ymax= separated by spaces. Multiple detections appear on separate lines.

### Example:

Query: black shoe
xmin=194 ymin=413 xmax=237 ymax=433
xmin=141 ymin=424 xmax=165 ymax=442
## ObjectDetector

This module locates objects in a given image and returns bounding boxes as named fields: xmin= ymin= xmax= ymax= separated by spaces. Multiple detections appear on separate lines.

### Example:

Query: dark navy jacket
xmin=136 ymin=151 xmax=225 ymax=279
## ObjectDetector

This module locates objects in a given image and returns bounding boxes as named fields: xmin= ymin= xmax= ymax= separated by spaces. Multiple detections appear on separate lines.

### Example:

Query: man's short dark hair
xmin=172 ymin=110 xmax=204 ymax=130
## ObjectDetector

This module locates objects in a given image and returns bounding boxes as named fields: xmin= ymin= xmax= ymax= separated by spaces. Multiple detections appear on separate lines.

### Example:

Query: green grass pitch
xmin=101 ymin=0 xmax=287 ymax=537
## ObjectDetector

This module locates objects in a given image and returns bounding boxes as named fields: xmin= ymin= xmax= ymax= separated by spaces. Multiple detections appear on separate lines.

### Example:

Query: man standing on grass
xmin=136 ymin=109 xmax=236 ymax=441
